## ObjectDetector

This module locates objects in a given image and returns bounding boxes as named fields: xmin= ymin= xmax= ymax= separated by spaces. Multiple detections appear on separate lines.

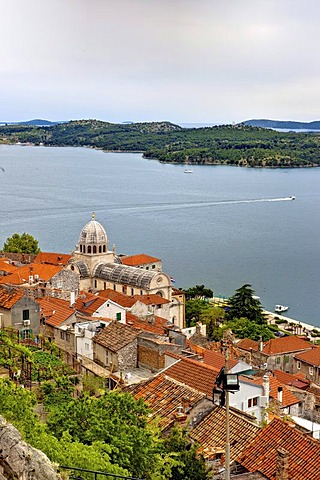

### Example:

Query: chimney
xmin=70 ymin=291 xmax=75 ymax=306
xmin=277 ymin=386 xmax=283 ymax=404
xmin=259 ymin=335 xmax=264 ymax=352
xmin=263 ymin=373 xmax=270 ymax=397
xmin=276 ymin=448 xmax=289 ymax=480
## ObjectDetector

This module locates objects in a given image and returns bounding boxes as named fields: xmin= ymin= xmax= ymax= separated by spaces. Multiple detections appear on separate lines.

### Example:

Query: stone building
xmin=0 ymin=286 xmax=40 ymax=338
xmin=67 ymin=213 xmax=184 ymax=328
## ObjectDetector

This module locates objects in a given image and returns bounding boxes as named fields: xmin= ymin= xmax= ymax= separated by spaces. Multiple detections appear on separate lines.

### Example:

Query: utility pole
xmin=225 ymin=341 xmax=230 ymax=480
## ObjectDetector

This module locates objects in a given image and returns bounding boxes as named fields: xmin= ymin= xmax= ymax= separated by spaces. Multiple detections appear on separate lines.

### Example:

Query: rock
xmin=0 ymin=416 xmax=62 ymax=480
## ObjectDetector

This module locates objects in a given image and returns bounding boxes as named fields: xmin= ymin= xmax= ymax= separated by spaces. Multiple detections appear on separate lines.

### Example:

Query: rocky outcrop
xmin=0 ymin=416 xmax=62 ymax=480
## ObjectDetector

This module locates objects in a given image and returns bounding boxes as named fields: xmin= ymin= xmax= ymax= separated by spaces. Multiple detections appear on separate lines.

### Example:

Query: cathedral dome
xmin=77 ymin=213 xmax=108 ymax=255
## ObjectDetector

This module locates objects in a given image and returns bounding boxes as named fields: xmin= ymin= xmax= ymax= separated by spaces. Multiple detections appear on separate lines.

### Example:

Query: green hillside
xmin=1 ymin=119 xmax=320 ymax=167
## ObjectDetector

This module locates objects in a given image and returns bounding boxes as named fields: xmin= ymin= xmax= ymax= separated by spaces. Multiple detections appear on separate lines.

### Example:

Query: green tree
xmin=185 ymin=299 xmax=209 ymax=327
xmin=226 ymin=284 xmax=266 ymax=325
xmin=200 ymin=307 xmax=225 ymax=341
xmin=223 ymin=317 xmax=274 ymax=341
xmin=3 ymin=232 xmax=40 ymax=254
xmin=163 ymin=426 xmax=209 ymax=480
xmin=184 ymin=284 xmax=213 ymax=300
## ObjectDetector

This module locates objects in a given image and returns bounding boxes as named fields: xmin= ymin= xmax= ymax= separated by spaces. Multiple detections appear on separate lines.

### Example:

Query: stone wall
xmin=138 ymin=336 xmax=181 ymax=371
xmin=0 ymin=415 xmax=62 ymax=480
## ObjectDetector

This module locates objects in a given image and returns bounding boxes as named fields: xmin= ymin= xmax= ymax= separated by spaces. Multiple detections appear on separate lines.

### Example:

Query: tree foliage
xmin=185 ymin=299 xmax=209 ymax=327
xmin=184 ymin=284 xmax=213 ymax=300
xmin=226 ymin=284 xmax=266 ymax=325
xmin=224 ymin=317 xmax=274 ymax=341
xmin=2 ymin=232 xmax=40 ymax=254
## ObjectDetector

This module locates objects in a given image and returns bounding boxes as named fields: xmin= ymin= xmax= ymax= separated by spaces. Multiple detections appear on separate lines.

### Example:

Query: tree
xmin=184 ymin=284 xmax=213 ymax=300
xmin=223 ymin=317 xmax=274 ymax=341
xmin=2 ymin=232 xmax=40 ymax=254
xmin=185 ymin=299 xmax=209 ymax=327
xmin=225 ymin=284 xmax=266 ymax=325
xmin=200 ymin=307 xmax=225 ymax=341
xmin=163 ymin=426 xmax=209 ymax=480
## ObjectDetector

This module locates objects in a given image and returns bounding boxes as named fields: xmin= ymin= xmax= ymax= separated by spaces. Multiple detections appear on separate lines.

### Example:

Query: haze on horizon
xmin=1 ymin=0 xmax=319 ymax=125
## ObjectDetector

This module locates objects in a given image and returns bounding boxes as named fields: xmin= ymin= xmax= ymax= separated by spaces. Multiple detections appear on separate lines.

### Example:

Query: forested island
xmin=1 ymin=118 xmax=320 ymax=167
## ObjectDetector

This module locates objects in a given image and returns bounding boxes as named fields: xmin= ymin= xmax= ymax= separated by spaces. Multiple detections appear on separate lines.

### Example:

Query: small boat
xmin=275 ymin=305 xmax=289 ymax=313
xmin=289 ymin=196 xmax=295 ymax=200
xmin=184 ymin=169 xmax=193 ymax=173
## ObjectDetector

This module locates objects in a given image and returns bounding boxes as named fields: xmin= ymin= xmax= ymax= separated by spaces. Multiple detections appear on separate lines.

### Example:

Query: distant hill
xmin=0 ymin=119 xmax=66 ymax=126
xmin=241 ymin=119 xmax=320 ymax=130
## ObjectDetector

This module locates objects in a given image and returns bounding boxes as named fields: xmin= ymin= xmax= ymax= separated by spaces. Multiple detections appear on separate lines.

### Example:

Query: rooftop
xmin=93 ymin=320 xmax=140 ymax=352
xmin=190 ymin=405 xmax=260 ymax=462
xmin=34 ymin=252 xmax=71 ymax=266
xmin=237 ymin=417 xmax=320 ymax=479
xmin=262 ymin=336 xmax=311 ymax=355
xmin=0 ymin=263 xmax=62 ymax=286
xmin=0 ymin=287 xmax=24 ymax=309
xmin=294 ymin=346 xmax=320 ymax=367
xmin=121 ymin=253 xmax=161 ymax=266
xmin=36 ymin=297 xmax=75 ymax=327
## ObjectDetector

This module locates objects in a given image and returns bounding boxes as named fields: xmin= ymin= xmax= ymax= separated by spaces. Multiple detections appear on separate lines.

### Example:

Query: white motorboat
xmin=275 ymin=305 xmax=289 ymax=313
xmin=184 ymin=169 xmax=193 ymax=173
xmin=289 ymin=196 xmax=295 ymax=200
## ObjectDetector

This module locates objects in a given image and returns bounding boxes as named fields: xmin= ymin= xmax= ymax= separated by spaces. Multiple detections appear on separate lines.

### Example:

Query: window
xmin=122 ymin=286 xmax=126 ymax=293
xmin=297 ymin=361 xmax=301 ymax=370
xmin=60 ymin=331 xmax=65 ymax=340
xmin=88 ymin=246 xmax=91 ymax=254
xmin=83 ymin=245 xmax=86 ymax=253
xmin=276 ymin=357 xmax=281 ymax=364
xmin=284 ymin=355 xmax=290 ymax=363
xmin=114 ymin=284 xmax=116 ymax=291
xmin=103 ymin=245 xmax=106 ymax=252
xmin=131 ymin=288 xmax=134 ymax=295
xmin=66 ymin=333 xmax=70 ymax=342
xmin=80 ymin=245 xmax=82 ymax=252
xmin=309 ymin=366 xmax=314 ymax=375
xmin=94 ymin=280 xmax=97 ymax=288
xmin=23 ymin=310 xmax=30 ymax=321
xmin=248 ymin=397 xmax=258 ymax=408
xmin=104 ymin=282 xmax=106 ymax=289
xmin=93 ymin=245 xmax=97 ymax=254
xmin=152 ymin=264 xmax=155 ymax=269
xmin=85 ymin=343 xmax=89 ymax=351
xmin=21 ymin=329 xmax=31 ymax=340
xmin=146 ymin=266 xmax=149 ymax=270
xmin=116 ymin=312 xmax=121 ymax=321
xmin=99 ymin=246 xmax=102 ymax=253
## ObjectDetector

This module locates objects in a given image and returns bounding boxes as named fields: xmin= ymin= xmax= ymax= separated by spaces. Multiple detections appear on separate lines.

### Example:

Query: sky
xmin=1 ymin=0 xmax=320 ymax=124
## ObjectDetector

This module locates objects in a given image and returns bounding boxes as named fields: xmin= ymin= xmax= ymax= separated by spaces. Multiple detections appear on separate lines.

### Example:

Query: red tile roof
xmin=203 ymin=349 xmax=238 ymax=371
xmin=93 ymin=321 xmax=140 ymax=352
xmin=0 ymin=259 xmax=18 ymax=274
xmin=0 ymin=263 xmax=62 ymax=285
xmin=190 ymin=405 xmax=260 ymax=462
xmin=98 ymin=289 xmax=136 ymax=308
xmin=294 ymin=346 xmax=320 ymax=367
xmin=247 ymin=375 xmax=300 ymax=408
xmin=273 ymin=370 xmax=309 ymax=389
xmin=237 ymin=418 xmax=320 ymax=479
xmin=74 ymin=295 xmax=107 ymax=316
xmin=237 ymin=338 xmax=259 ymax=352
xmin=126 ymin=312 xmax=167 ymax=335
xmin=0 ymin=287 xmax=24 ymax=309
xmin=164 ymin=354 xmax=219 ymax=398
xmin=133 ymin=294 xmax=170 ymax=306
xmin=125 ymin=373 xmax=205 ymax=431
xmin=121 ymin=254 xmax=161 ymax=266
xmin=34 ymin=252 xmax=71 ymax=266
xmin=262 ymin=336 xmax=311 ymax=355
xmin=36 ymin=297 xmax=75 ymax=327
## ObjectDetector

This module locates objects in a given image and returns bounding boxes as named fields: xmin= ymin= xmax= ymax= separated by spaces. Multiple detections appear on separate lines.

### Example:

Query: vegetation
xmin=2 ymin=232 xmax=40 ymax=254
xmin=225 ymin=284 xmax=266 ymax=324
xmin=1 ymin=119 xmax=320 ymax=167
xmin=184 ymin=284 xmax=213 ymax=300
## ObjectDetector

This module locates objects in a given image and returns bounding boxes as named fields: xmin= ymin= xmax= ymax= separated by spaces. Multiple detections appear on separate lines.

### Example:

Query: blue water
xmin=0 ymin=145 xmax=319 ymax=326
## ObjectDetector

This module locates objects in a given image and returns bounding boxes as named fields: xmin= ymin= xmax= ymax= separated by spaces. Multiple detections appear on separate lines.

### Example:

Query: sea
xmin=0 ymin=144 xmax=319 ymax=327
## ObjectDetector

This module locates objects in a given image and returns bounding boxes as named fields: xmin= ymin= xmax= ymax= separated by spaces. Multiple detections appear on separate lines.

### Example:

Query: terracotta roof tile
xmin=126 ymin=312 xmax=167 ymax=335
xmin=133 ymin=294 xmax=170 ymax=305
xmin=203 ymin=349 xmax=238 ymax=371
xmin=273 ymin=369 xmax=309 ymax=389
xmin=237 ymin=338 xmax=259 ymax=352
xmin=0 ymin=287 xmax=24 ymax=309
xmin=237 ymin=418 xmax=320 ymax=479
xmin=0 ymin=260 xmax=18 ymax=274
xmin=262 ymin=336 xmax=311 ymax=355
xmin=36 ymin=297 xmax=75 ymax=327
xmin=121 ymin=254 xmax=161 ymax=266
xmin=98 ymin=289 xmax=136 ymax=308
xmin=190 ymin=405 xmax=260 ymax=462
xmin=0 ymin=263 xmax=62 ymax=285
xmin=250 ymin=375 xmax=300 ymax=408
xmin=164 ymin=355 xmax=219 ymax=398
xmin=75 ymin=296 xmax=107 ymax=316
xmin=125 ymin=373 xmax=205 ymax=430
xmin=34 ymin=252 xmax=71 ymax=266
xmin=294 ymin=346 xmax=320 ymax=367
xmin=93 ymin=321 xmax=140 ymax=352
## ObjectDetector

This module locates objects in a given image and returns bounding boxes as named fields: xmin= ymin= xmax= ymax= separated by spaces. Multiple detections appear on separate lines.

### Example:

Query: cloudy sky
xmin=1 ymin=0 xmax=319 ymax=124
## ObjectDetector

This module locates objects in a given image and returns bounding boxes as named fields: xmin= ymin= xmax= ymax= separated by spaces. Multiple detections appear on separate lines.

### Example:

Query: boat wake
xmin=106 ymin=196 xmax=296 ymax=214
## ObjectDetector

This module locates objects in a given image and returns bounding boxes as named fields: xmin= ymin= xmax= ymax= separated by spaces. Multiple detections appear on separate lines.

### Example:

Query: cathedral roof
xmin=78 ymin=214 xmax=108 ymax=245
xmin=94 ymin=262 xmax=157 ymax=289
